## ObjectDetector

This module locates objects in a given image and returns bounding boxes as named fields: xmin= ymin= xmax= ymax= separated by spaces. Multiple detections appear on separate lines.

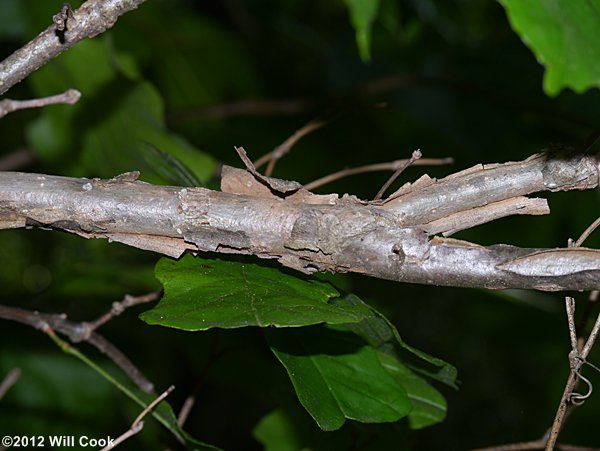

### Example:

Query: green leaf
xmin=78 ymin=81 xmax=216 ymax=184
xmin=0 ymin=0 xmax=27 ymax=39
xmin=27 ymin=39 xmax=121 ymax=97
xmin=344 ymin=0 xmax=381 ymax=62
xmin=140 ymin=256 xmax=370 ymax=331
xmin=24 ymin=36 xmax=216 ymax=184
xmin=266 ymin=325 xmax=410 ymax=431
xmin=0 ymin=352 xmax=116 ymax=431
xmin=376 ymin=352 xmax=447 ymax=429
xmin=150 ymin=15 xmax=260 ymax=109
xmin=341 ymin=295 xmax=458 ymax=389
xmin=500 ymin=0 xmax=600 ymax=96
xmin=253 ymin=409 xmax=304 ymax=451
xmin=44 ymin=330 xmax=220 ymax=450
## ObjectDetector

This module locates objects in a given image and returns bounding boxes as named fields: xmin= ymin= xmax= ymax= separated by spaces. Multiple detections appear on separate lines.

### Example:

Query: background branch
xmin=105 ymin=385 xmax=175 ymax=451
xmin=0 ymin=368 xmax=21 ymax=400
xmin=0 ymin=89 xmax=81 ymax=118
xmin=303 ymin=156 xmax=454 ymax=191
xmin=0 ymin=301 xmax=156 ymax=394
xmin=0 ymin=0 xmax=147 ymax=96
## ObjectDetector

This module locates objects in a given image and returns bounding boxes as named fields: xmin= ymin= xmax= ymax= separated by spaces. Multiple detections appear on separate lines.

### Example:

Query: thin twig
xmin=87 ymin=333 xmax=154 ymax=394
xmin=0 ymin=368 xmax=21 ymax=400
xmin=85 ymin=290 xmax=162 ymax=332
xmin=565 ymin=297 xmax=578 ymax=351
xmin=102 ymin=385 xmax=175 ymax=450
xmin=544 ymin=292 xmax=600 ymax=451
xmin=255 ymin=103 xmax=388 ymax=177
xmin=134 ymin=385 xmax=175 ymax=428
xmin=545 ymin=298 xmax=579 ymax=451
xmin=575 ymin=215 xmax=600 ymax=247
xmin=0 ymin=89 xmax=81 ymax=119
xmin=581 ymin=310 xmax=600 ymax=360
xmin=303 ymin=156 xmax=453 ymax=191
xmin=177 ymin=331 xmax=238 ymax=428
xmin=373 ymin=149 xmax=422 ymax=200
xmin=254 ymin=118 xmax=327 ymax=176
xmin=177 ymin=395 xmax=195 ymax=427
xmin=544 ymin=238 xmax=600 ymax=451
xmin=472 ymin=442 xmax=600 ymax=451
xmin=469 ymin=437 xmax=547 ymax=450
xmin=0 ymin=303 xmax=155 ymax=394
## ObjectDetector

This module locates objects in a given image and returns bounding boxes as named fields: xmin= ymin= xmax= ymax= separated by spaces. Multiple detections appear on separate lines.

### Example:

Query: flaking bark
xmin=1 ymin=151 xmax=599 ymax=291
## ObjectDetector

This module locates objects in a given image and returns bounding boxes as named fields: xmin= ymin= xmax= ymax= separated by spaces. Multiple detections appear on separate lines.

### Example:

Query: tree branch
xmin=105 ymin=385 xmax=175 ymax=451
xmin=303 ymin=156 xmax=454 ymax=191
xmin=0 ymin=89 xmax=81 ymax=118
xmin=0 ymin=368 xmax=21 ymax=400
xmin=0 ymin=0 xmax=147 ymax=96
xmin=1 ymin=151 xmax=599 ymax=291
xmin=0 ymin=304 xmax=155 ymax=393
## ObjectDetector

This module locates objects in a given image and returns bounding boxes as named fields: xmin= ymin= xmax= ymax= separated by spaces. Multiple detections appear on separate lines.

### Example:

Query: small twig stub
xmin=53 ymin=3 xmax=74 ymax=32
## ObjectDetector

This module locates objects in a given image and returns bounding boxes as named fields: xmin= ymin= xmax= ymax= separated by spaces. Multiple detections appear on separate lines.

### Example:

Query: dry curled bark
xmin=1 ymin=151 xmax=599 ymax=291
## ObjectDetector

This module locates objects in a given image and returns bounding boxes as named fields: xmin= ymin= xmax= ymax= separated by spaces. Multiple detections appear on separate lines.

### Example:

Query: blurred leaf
xmin=344 ymin=0 xmax=381 ymax=61
xmin=0 ymin=351 xmax=115 ymax=432
xmin=266 ymin=325 xmax=410 ymax=431
xmin=0 ymin=0 xmax=27 ymax=39
xmin=500 ymin=0 xmax=600 ymax=96
xmin=139 ymin=13 xmax=260 ymax=109
xmin=253 ymin=409 xmax=303 ymax=451
xmin=25 ymin=39 xmax=122 ymax=167
xmin=46 ymin=330 xmax=220 ymax=450
xmin=341 ymin=294 xmax=458 ymax=388
xmin=27 ymin=39 xmax=123 ymax=97
xmin=376 ymin=352 xmax=446 ymax=429
xmin=140 ymin=256 xmax=371 ymax=330
xmin=25 ymin=108 xmax=74 ymax=164
xmin=24 ymin=37 xmax=215 ymax=183
xmin=79 ymin=81 xmax=216 ymax=183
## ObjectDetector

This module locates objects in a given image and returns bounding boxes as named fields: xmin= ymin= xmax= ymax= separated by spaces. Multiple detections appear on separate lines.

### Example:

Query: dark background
xmin=0 ymin=1 xmax=599 ymax=449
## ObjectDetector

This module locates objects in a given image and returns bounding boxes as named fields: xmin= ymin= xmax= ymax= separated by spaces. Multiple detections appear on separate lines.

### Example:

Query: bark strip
xmin=1 ymin=152 xmax=599 ymax=291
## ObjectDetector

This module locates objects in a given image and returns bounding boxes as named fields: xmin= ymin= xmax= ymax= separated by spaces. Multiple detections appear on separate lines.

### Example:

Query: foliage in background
xmin=1 ymin=0 xmax=600 ymax=450
xmin=500 ymin=0 xmax=600 ymax=96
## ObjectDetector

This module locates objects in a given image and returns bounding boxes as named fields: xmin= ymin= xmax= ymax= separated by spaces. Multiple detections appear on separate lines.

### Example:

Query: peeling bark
xmin=1 ymin=151 xmax=599 ymax=291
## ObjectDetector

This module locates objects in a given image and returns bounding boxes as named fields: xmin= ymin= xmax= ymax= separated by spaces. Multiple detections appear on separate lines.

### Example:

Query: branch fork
xmin=1 ymin=151 xmax=599 ymax=291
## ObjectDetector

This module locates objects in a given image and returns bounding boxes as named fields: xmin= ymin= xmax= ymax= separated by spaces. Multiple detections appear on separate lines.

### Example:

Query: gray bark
xmin=1 ymin=152 xmax=599 ymax=291
xmin=0 ymin=0 xmax=147 ymax=96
